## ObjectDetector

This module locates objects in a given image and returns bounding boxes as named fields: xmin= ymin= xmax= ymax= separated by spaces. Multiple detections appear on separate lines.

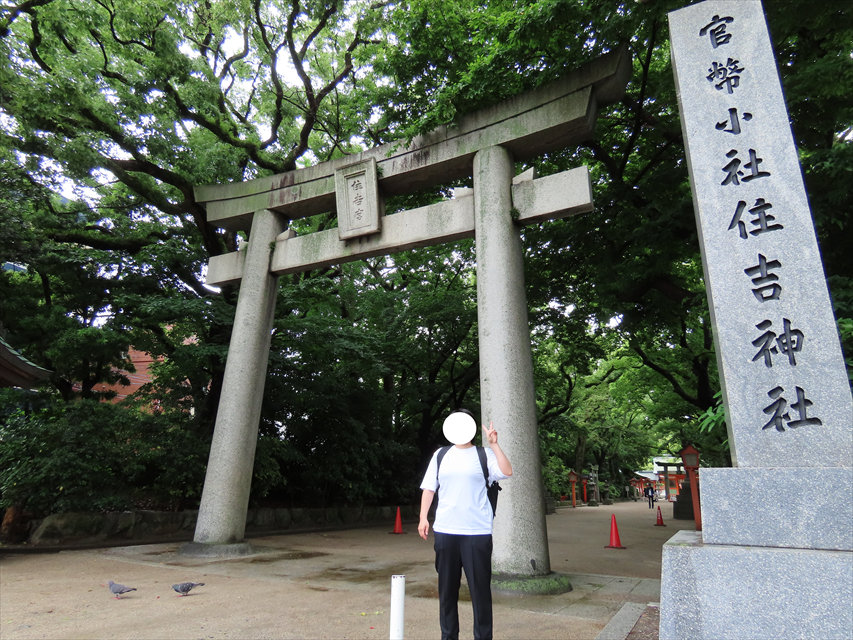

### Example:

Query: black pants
xmin=434 ymin=532 xmax=493 ymax=640
xmin=647 ymin=494 xmax=654 ymax=508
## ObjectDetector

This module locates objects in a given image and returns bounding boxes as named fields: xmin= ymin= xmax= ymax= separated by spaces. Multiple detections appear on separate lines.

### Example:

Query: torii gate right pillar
xmin=474 ymin=145 xmax=550 ymax=576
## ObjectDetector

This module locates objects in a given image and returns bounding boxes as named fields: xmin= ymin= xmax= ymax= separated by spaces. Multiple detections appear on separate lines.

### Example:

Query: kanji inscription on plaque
xmin=335 ymin=157 xmax=382 ymax=240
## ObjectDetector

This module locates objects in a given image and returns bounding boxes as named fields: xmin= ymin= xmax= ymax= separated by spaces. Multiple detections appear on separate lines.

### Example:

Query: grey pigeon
xmin=172 ymin=581 xmax=205 ymax=596
xmin=107 ymin=580 xmax=137 ymax=599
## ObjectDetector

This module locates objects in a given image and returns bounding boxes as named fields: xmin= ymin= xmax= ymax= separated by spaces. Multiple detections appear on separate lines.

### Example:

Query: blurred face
xmin=443 ymin=411 xmax=476 ymax=445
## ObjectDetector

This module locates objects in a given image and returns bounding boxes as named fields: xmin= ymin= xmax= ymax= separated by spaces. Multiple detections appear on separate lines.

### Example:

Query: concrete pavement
xmin=0 ymin=500 xmax=692 ymax=639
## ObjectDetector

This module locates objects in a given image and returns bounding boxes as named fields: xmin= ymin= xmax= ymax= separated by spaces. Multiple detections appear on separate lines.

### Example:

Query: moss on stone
xmin=491 ymin=572 xmax=573 ymax=596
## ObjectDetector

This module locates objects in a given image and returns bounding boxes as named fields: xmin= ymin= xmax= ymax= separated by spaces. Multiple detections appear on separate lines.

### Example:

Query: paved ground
xmin=0 ymin=500 xmax=691 ymax=640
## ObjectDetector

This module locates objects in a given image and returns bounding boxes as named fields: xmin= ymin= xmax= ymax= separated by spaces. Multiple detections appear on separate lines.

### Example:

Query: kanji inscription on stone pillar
xmin=669 ymin=0 xmax=852 ymax=468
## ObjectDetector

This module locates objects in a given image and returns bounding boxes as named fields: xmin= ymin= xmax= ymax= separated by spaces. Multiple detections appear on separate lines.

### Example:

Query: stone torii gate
xmin=190 ymin=49 xmax=630 ymax=579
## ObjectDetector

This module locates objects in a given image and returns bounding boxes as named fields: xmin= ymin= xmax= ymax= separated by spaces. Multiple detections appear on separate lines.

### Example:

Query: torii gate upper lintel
xmin=194 ymin=46 xmax=630 ymax=232
xmin=189 ymin=47 xmax=631 ymax=580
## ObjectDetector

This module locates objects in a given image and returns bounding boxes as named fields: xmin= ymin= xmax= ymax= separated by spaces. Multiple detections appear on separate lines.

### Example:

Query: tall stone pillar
xmin=662 ymin=2 xmax=852 ymax=637
xmin=473 ymin=145 xmax=550 ymax=576
xmin=192 ymin=209 xmax=286 ymax=547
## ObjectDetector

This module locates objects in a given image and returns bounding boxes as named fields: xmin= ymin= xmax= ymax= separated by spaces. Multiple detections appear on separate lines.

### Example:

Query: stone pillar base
xmin=491 ymin=572 xmax=572 ymax=596
xmin=660 ymin=531 xmax=852 ymax=639
xmin=700 ymin=467 xmax=852 ymax=550
xmin=661 ymin=467 xmax=853 ymax=639
xmin=179 ymin=541 xmax=255 ymax=558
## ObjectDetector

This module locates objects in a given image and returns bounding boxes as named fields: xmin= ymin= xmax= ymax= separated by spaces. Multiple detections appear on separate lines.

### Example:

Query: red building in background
xmin=86 ymin=348 xmax=157 ymax=403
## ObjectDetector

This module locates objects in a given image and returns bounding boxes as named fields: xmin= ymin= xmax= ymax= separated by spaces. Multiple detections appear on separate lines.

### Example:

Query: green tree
xmin=0 ymin=0 xmax=390 ymax=410
xmin=1 ymin=0 xmax=400 ymax=509
xmin=0 ymin=390 xmax=207 ymax=515
xmin=376 ymin=0 xmax=850 ymax=469
xmin=1 ymin=0 xmax=849 ymax=514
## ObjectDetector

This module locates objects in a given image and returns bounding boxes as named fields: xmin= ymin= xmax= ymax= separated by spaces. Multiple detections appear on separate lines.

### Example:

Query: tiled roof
xmin=0 ymin=334 xmax=51 ymax=388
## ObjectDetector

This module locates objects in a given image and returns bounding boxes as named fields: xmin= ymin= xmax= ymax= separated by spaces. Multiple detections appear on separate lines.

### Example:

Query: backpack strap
xmin=477 ymin=446 xmax=501 ymax=516
xmin=429 ymin=445 xmax=452 ymax=519
xmin=434 ymin=445 xmax=452 ymax=488
xmin=475 ymin=446 xmax=490 ymax=485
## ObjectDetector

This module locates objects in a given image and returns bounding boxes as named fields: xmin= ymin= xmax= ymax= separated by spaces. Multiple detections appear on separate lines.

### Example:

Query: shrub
xmin=0 ymin=396 xmax=206 ymax=515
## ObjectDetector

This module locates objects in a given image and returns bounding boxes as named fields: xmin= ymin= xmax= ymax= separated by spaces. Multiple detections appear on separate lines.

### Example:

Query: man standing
xmin=644 ymin=484 xmax=655 ymax=509
xmin=418 ymin=409 xmax=512 ymax=640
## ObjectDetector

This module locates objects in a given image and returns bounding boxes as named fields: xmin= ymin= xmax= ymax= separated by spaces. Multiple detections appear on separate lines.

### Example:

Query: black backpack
xmin=435 ymin=445 xmax=502 ymax=517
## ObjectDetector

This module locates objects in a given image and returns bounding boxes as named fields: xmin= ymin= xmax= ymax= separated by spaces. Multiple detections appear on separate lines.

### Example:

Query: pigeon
xmin=107 ymin=580 xmax=137 ymax=599
xmin=172 ymin=581 xmax=205 ymax=596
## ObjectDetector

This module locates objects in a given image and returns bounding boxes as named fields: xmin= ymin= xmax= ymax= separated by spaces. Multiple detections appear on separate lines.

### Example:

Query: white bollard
xmin=389 ymin=574 xmax=405 ymax=640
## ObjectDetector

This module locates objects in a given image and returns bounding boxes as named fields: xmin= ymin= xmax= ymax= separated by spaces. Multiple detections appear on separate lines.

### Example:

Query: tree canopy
xmin=1 ymin=0 xmax=850 ymax=516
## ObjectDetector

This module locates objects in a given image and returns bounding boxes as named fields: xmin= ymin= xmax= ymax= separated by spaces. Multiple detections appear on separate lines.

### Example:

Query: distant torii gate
xmin=191 ymin=49 xmax=630 ymax=579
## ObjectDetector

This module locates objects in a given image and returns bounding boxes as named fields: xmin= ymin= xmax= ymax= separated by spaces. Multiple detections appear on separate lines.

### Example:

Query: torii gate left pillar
xmin=192 ymin=209 xmax=286 ymax=546
xmin=188 ymin=49 xmax=631 ymax=562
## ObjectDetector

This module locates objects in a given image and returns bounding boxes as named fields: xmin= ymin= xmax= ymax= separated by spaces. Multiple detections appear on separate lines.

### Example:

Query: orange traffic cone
xmin=605 ymin=514 xmax=626 ymax=549
xmin=390 ymin=506 xmax=405 ymax=534
xmin=655 ymin=506 xmax=666 ymax=527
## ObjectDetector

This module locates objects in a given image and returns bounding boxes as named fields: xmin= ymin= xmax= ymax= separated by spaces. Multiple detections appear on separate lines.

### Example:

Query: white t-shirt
xmin=420 ymin=445 xmax=509 ymax=535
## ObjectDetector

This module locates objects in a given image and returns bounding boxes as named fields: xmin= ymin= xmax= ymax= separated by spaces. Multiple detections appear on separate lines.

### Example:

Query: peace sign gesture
xmin=483 ymin=421 xmax=498 ymax=445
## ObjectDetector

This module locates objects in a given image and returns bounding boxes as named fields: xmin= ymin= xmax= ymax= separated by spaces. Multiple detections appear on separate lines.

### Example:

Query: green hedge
xmin=0 ymin=390 xmax=207 ymax=515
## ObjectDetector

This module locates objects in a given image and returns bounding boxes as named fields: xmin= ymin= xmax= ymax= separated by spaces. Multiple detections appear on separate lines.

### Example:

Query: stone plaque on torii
xmin=189 ymin=49 xmax=631 ymax=580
